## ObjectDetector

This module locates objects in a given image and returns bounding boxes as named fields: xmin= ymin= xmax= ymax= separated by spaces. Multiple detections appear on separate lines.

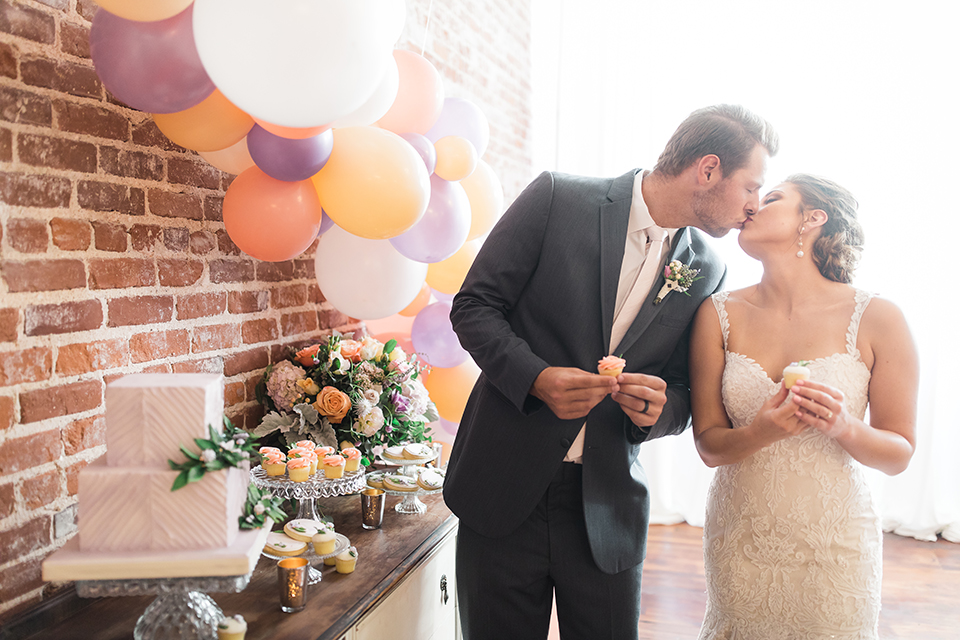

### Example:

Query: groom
xmin=444 ymin=105 xmax=779 ymax=639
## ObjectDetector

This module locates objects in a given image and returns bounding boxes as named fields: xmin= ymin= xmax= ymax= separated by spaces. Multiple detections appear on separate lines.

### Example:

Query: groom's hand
xmin=530 ymin=367 xmax=618 ymax=420
xmin=612 ymin=373 xmax=668 ymax=427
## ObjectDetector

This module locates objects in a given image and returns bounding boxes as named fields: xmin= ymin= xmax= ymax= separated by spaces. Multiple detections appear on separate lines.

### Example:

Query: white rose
xmin=388 ymin=346 xmax=407 ymax=362
xmin=201 ymin=449 xmax=217 ymax=463
xmin=359 ymin=336 xmax=383 ymax=361
xmin=328 ymin=349 xmax=351 ymax=373
xmin=357 ymin=405 xmax=385 ymax=437
xmin=363 ymin=389 xmax=380 ymax=404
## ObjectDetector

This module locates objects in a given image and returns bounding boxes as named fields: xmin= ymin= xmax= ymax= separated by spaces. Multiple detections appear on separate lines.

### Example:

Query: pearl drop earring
xmin=797 ymin=224 xmax=805 ymax=258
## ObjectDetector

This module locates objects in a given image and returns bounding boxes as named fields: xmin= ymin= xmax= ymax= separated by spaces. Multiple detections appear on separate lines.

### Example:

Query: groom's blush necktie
xmin=610 ymin=226 xmax=666 ymax=353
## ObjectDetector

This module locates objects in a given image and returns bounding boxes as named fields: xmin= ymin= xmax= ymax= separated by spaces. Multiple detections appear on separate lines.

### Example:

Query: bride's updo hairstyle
xmin=786 ymin=174 xmax=864 ymax=284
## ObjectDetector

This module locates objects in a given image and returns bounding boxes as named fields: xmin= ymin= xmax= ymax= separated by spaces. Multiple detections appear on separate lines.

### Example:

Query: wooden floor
xmin=549 ymin=524 xmax=960 ymax=639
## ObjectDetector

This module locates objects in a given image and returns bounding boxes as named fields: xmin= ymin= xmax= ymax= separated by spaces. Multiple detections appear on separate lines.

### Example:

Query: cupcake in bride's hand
xmin=597 ymin=355 xmax=626 ymax=377
xmin=782 ymin=361 xmax=811 ymax=389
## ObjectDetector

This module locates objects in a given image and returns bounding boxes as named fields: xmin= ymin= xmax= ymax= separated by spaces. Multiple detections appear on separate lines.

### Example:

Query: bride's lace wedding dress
xmin=698 ymin=289 xmax=881 ymax=640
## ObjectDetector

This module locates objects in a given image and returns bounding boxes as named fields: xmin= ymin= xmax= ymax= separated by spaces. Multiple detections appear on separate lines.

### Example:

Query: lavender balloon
xmin=390 ymin=174 xmax=470 ymax=263
xmin=90 ymin=5 xmax=214 ymax=114
xmin=431 ymin=288 xmax=455 ymax=303
xmin=247 ymin=125 xmax=334 ymax=182
xmin=425 ymin=98 xmax=490 ymax=158
xmin=400 ymin=132 xmax=437 ymax=174
xmin=318 ymin=210 xmax=335 ymax=235
xmin=411 ymin=302 xmax=468 ymax=368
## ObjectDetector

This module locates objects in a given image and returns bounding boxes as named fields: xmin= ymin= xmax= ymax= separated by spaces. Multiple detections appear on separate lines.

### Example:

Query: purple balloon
xmin=90 ymin=5 xmax=214 ymax=114
xmin=431 ymin=287 xmax=455 ymax=302
xmin=425 ymin=98 xmax=490 ymax=157
xmin=318 ymin=210 xmax=335 ymax=235
xmin=400 ymin=132 xmax=437 ymax=174
xmin=411 ymin=302 xmax=468 ymax=368
xmin=247 ymin=125 xmax=334 ymax=182
xmin=389 ymin=174 xmax=470 ymax=263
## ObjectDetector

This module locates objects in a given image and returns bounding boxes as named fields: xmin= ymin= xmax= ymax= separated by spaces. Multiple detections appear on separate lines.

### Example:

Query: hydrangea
xmin=401 ymin=378 xmax=430 ymax=418
xmin=265 ymin=360 xmax=307 ymax=412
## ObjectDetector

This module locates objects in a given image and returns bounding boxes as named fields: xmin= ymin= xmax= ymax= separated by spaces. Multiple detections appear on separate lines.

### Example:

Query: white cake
xmin=78 ymin=373 xmax=246 ymax=553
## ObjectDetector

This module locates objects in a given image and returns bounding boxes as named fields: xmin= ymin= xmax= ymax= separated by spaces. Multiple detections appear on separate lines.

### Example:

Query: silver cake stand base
xmin=76 ymin=573 xmax=251 ymax=640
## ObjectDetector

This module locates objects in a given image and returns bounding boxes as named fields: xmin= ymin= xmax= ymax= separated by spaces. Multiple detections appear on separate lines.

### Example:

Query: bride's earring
xmin=797 ymin=224 xmax=805 ymax=258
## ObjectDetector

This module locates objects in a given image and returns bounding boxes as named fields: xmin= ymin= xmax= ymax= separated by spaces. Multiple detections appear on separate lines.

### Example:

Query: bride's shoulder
xmin=718 ymin=285 xmax=758 ymax=306
xmin=860 ymin=294 xmax=909 ymax=328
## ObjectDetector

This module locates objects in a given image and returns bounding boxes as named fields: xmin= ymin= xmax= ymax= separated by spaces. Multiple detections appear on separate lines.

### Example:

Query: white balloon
xmin=315 ymin=225 xmax=428 ymax=320
xmin=330 ymin=56 xmax=400 ymax=128
xmin=193 ymin=0 xmax=406 ymax=128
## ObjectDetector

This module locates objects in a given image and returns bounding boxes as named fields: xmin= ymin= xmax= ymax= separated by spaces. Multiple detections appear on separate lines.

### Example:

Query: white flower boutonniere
xmin=654 ymin=260 xmax=704 ymax=305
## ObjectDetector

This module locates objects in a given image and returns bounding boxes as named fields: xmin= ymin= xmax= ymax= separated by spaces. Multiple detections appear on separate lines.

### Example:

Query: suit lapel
xmin=599 ymin=171 xmax=637 ymax=355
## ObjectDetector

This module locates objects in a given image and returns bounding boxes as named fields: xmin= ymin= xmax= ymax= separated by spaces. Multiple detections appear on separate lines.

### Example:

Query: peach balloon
xmin=460 ymin=159 xmax=505 ymax=240
xmin=95 ymin=0 xmax=192 ymax=21
xmin=399 ymin=282 xmax=432 ymax=317
xmin=198 ymin=136 xmax=255 ymax=175
xmin=372 ymin=332 xmax=415 ymax=357
xmin=311 ymin=126 xmax=430 ymax=240
xmin=433 ymin=136 xmax=479 ymax=182
xmin=223 ymin=167 xmax=323 ymax=262
xmin=424 ymin=358 xmax=480 ymax=423
xmin=376 ymin=49 xmax=445 ymax=135
xmin=426 ymin=239 xmax=480 ymax=294
xmin=254 ymin=119 xmax=331 ymax=140
xmin=152 ymin=90 xmax=254 ymax=152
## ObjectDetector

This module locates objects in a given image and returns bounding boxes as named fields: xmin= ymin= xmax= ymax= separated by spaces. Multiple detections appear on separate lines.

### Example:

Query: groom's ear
xmin=696 ymin=155 xmax=722 ymax=186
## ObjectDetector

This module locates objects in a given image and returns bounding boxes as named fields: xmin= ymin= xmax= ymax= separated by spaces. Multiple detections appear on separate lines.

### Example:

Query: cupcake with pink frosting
xmin=597 ymin=355 xmax=626 ymax=377
xmin=341 ymin=447 xmax=362 ymax=472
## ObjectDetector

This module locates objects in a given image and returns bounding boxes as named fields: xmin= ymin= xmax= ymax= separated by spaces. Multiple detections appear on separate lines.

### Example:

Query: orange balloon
xmin=311 ymin=127 xmax=430 ymax=240
xmin=424 ymin=358 xmax=480 ymax=422
xmin=198 ymin=136 xmax=255 ymax=175
xmin=223 ymin=167 xmax=323 ymax=262
xmin=461 ymin=159 xmax=505 ymax=240
xmin=399 ymin=282 xmax=431 ymax=317
xmin=153 ymin=90 xmax=254 ymax=152
xmin=376 ymin=49 xmax=445 ymax=135
xmin=433 ymin=136 xmax=478 ymax=182
xmin=253 ymin=119 xmax=331 ymax=140
xmin=95 ymin=0 xmax=192 ymax=21
xmin=426 ymin=239 xmax=480 ymax=294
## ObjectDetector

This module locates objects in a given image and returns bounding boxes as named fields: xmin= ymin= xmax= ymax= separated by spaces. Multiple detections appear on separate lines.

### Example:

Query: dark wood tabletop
xmin=17 ymin=492 xmax=456 ymax=640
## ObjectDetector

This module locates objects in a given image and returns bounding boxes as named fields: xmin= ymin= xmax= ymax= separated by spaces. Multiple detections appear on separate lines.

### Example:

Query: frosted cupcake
xmin=262 ymin=452 xmax=286 ymax=477
xmin=311 ymin=521 xmax=337 ymax=555
xmin=597 ymin=355 xmax=626 ymax=377
xmin=286 ymin=457 xmax=311 ymax=482
xmin=341 ymin=447 xmax=362 ymax=472
xmin=217 ymin=615 xmax=247 ymax=640
xmin=315 ymin=446 xmax=336 ymax=458
xmin=782 ymin=361 xmax=811 ymax=389
xmin=335 ymin=546 xmax=358 ymax=574
xmin=288 ymin=448 xmax=317 ymax=475
xmin=294 ymin=440 xmax=316 ymax=451
xmin=259 ymin=446 xmax=284 ymax=459
xmin=322 ymin=454 xmax=345 ymax=479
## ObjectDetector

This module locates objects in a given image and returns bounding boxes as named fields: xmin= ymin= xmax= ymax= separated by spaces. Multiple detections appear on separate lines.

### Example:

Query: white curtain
xmin=531 ymin=0 xmax=960 ymax=541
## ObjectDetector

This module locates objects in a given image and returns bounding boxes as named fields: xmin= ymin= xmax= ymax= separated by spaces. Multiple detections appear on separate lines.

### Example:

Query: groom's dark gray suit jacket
xmin=445 ymin=169 xmax=726 ymax=574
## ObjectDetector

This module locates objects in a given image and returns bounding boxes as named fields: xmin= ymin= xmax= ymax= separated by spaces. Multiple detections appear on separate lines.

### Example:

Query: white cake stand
xmin=368 ymin=453 xmax=441 ymax=515
xmin=250 ymin=465 xmax=366 ymax=521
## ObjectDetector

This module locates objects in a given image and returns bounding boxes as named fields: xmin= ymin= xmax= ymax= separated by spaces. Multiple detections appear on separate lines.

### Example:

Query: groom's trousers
xmin=456 ymin=462 xmax=643 ymax=640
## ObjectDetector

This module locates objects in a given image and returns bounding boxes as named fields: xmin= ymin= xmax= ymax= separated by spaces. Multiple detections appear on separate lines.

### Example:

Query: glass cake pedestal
xmin=260 ymin=532 xmax=350 ymax=586
xmin=250 ymin=465 xmax=366 ymax=521
xmin=368 ymin=453 xmax=442 ymax=515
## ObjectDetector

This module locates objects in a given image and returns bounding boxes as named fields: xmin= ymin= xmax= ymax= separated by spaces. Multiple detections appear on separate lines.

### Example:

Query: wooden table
xmin=19 ymin=492 xmax=456 ymax=640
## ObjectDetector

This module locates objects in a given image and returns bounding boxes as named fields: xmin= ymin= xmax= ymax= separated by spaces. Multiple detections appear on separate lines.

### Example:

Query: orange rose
xmin=314 ymin=386 xmax=352 ymax=424
xmin=339 ymin=339 xmax=363 ymax=363
xmin=294 ymin=344 xmax=322 ymax=366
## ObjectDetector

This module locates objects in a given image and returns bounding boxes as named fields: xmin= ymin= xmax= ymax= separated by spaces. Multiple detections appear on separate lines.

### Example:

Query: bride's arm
xmin=689 ymin=299 xmax=806 ymax=467
xmin=790 ymin=298 xmax=917 ymax=475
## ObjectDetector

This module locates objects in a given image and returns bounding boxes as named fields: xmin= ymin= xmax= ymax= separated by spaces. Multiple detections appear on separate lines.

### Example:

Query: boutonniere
xmin=654 ymin=260 xmax=704 ymax=305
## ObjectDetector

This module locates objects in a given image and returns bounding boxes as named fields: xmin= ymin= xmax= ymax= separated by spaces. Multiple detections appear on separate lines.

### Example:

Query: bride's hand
xmin=790 ymin=379 xmax=849 ymax=439
xmin=753 ymin=382 xmax=808 ymax=442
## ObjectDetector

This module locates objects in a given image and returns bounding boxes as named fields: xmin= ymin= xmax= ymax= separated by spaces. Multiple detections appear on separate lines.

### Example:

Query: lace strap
xmin=846 ymin=288 xmax=874 ymax=357
xmin=711 ymin=291 xmax=731 ymax=349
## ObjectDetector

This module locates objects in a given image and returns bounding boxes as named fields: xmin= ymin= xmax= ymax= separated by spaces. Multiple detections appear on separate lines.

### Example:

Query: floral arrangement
xmin=239 ymin=483 xmax=286 ymax=529
xmin=167 ymin=418 xmax=258 ymax=492
xmin=654 ymin=260 xmax=704 ymax=305
xmin=253 ymin=333 xmax=438 ymax=464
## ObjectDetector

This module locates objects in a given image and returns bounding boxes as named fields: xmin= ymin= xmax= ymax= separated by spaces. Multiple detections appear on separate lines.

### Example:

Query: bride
xmin=688 ymin=174 xmax=918 ymax=639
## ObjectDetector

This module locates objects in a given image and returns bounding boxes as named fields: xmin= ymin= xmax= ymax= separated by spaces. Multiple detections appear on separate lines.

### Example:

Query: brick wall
xmin=0 ymin=0 xmax=531 ymax=621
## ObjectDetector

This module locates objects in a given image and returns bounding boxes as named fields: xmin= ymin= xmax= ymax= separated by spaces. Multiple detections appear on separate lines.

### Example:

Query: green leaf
xmin=171 ymin=470 xmax=190 ymax=492
xmin=223 ymin=415 xmax=235 ymax=431
xmin=179 ymin=444 xmax=201 ymax=461
xmin=383 ymin=339 xmax=397 ymax=355
xmin=195 ymin=438 xmax=216 ymax=450
xmin=187 ymin=465 xmax=206 ymax=484
xmin=205 ymin=459 xmax=225 ymax=471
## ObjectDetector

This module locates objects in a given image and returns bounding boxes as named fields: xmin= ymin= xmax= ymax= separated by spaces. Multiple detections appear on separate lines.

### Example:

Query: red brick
xmin=0 ymin=395 xmax=13 ymax=430
xmin=244 ymin=373 xmax=260 ymax=400
xmin=157 ymin=258 xmax=203 ymax=287
xmin=192 ymin=323 xmax=241 ymax=353
xmin=163 ymin=227 xmax=189 ymax=251
xmin=293 ymin=259 xmax=314 ymax=279
xmin=77 ymin=180 xmax=145 ymax=215
xmin=65 ymin=458 xmax=91 ymax=495
xmin=99 ymin=147 xmax=164 ymax=181
xmin=271 ymin=284 xmax=308 ymax=309
xmin=0 ymin=41 xmax=14 ymax=79
xmin=19 ymin=379 xmax=102 ymax=424
xmin=0 ymin=308 xmax=16 ymax=342
xmin=0 ymin=171 xmax=72 ymax=208
xmin=204 ymin=195 xmax=223 ymax=222
xmin=0 ymin=347 xmax=52 ymax=386
xmin=0 ymin=554 xmax=44 ymax=605
xmin=1 ymin=259 xmax=85 ymax=292
xmin=216 ymin=229 xmax=240 ymax=255
xmin=224 ymin=381 xmax=244 ymax=406
xmin=24 ymin=299 xmax=102 ymax=336
xmin=50 ymin=217 xmax=91 ymax=250
xmin=223 ymin=347 xmax=269 ymax=377
xmin=148 ymin=189 xmax=203 ymax=220
xmin=0 ymin=516 xmax=52 ymax=566
xmin=21 ymin=470 xmax=60 ymax=510
xmin=20 ymin=57 xmax=101 ymax=99
xmin=6 ymin=217 xmax=48 ymax=253
xmin=0 ymin=2 xmax=56 ymax=44
xmin=242 ymin=318 xmax=278 ymax=344
xmin=0 ymin=126 xmax=10 ymax=161
xmin=59 ymin=20 xmax=90 ymax=58
xmin=130 ymin=329 xmax=189 ymax=363
xmin=168 ymin=156 xmax=220 ymax=189
xmin=234 ymin=403 xmax=264 ymax=431
xmin=307 ymin=283 xmax=324 ymax=304
xmin=189 ymin=230 xmax=217 ymax=255
xmin=173 ymin=357 xmax=222 ymax=374
xmin=138 ymin=363 xmax=173 ymax=374
xmin=131 ymin=117 xmax=183 ymax=152
xmin=18 ymin=132 xmax=97 ymax=172
xmin=129 ymin=223 xmax=162 ymax=251
xmin=0 ymin=85 xmax=53 ymax=126
xmin=281 ymin=311 xmax=318 ymax=336
xmin=88 ymin=257 xmax=155 ymax=289
xmin=210 ymin=259 xmax=254 ymax=283
xmin=34 ymin=0 xmax=70 ymax=11
xmin=56 ymin=339 xmax=128 ymax=376
xmin=176 ymin=292 xmax=225 ymax=320
xmin=92 ymin=221 xmax=127 ymax=252
xmin=318 ymin=308 xmax=351 ymax=330
xmin=0 ymin=483 xmax=14 ymax=518
xmin=0 ymin=430 xmax=60 ymax=474
xmin=256 ymin=261 xmax=295 ymax=282
xmin=55 ymin=99 xmax=126 ymax=140
xmin=62 ymin=414 xmax=105 ymax=456
xmin=107 ymin=296 xmax=173 ymax=326
xmin=228 ymin=290 xmax=269 ymax=314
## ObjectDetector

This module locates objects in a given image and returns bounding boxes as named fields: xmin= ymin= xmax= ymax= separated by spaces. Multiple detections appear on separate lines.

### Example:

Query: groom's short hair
xmin=654 ymin=104 xmax=779 ymax=178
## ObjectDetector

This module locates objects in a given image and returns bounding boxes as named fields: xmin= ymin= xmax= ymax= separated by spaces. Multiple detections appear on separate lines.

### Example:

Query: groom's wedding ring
xmin=641 ymin=399 xmax=650 ymax=414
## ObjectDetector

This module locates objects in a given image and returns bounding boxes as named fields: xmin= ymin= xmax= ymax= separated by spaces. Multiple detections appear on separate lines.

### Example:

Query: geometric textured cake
xmin=78 ymin=373 xmax=247 ymax=553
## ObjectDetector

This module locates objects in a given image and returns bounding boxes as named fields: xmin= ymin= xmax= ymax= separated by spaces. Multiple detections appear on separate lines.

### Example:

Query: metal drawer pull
xmin=440 ymin=574 xmax=449 ymax=605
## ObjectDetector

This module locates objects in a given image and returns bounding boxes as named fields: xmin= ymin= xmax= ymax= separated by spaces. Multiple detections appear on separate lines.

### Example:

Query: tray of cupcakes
xmin=250 ymin=441 xmax=366 ymax=498
xmin=261 ymin=518 xmax=357 ymax=584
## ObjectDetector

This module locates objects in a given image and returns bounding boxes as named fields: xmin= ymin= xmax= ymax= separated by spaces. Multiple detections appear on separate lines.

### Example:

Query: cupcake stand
xmin=250 ymin=465 xmax=365 ymax=585
xmin=366 ymin=451 xmax=442 ymax=515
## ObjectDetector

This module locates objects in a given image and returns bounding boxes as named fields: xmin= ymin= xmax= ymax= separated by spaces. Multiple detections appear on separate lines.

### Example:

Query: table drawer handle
xmin=440 ymin=574 xmax=449 ymax=605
